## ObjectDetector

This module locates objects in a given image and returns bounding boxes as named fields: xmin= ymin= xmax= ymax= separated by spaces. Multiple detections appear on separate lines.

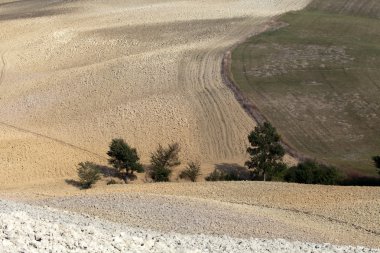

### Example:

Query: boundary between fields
xmin=221 ymin=20 xmax=309 ymax=162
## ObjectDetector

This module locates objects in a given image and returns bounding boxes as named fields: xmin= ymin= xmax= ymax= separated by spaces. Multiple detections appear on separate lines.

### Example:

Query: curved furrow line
xmin=178 ymin=17 xmax=270 ymax=161
xmin=0 ymin=51 xmax=7 ymax=86
xmin=194 ymin=50 xmax=236 ymax=158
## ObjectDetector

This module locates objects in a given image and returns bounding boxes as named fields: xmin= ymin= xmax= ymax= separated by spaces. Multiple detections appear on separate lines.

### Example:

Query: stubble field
xmin=230 ymin=0 xmax=380 ymax=175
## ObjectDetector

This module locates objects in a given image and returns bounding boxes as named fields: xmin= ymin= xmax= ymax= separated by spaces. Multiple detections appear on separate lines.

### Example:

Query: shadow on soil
xmin=64 ymin=179 xmax=82 ymax=188
xmin=213 ymin=163 xmax=253 ymax=181
xmin=340 ymin=175 xmax=380 ymax=186
xmin=65 ymin=163 xmax=141 ymax=189
xmin=0 ymin=8 xmax=78 ymax=21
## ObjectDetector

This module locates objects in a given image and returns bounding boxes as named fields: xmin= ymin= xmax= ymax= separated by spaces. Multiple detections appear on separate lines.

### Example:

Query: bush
xmin=205 ymin=169 xmax=224 ymax=181
xmin=205 ymin=168 xmax=246 ymax=181
xmin=284 ymin=160 xmax=340 ymax=185
xmin=149 ymin=165 xmax=172 ymax=182
xmin=77 ymin=162 xmax=100 ymax=189
xmin=340 ymin=175 xmax=380 ymax=186
xmin=106 ymin=178 xmax=124 ymax=185
xmin=179 ymin=162 xmax=201 ymax=182
xmin=373 ymin=156 xmax=380 ymax=174
xmin=107 ymin=179 xmax=118 ymax=185
xmin=148 ymin=143 xmax=181 ymax=182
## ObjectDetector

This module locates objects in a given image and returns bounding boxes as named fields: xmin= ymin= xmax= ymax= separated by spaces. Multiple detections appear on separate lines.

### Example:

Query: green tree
xmin=149 ymin=143 xmax=181 ymax=182
xmin=373 ymin=156 xmax=380 ymax=174
xmin=284 ymin=160 xmax=340 ymax=185
xmin=179 ymin=162 xmax=201 ymax=182
xmin=245 ymin=122 xmax=286 ymax=181
xmin=107 ymin=139 xmax=143 ymax=182
xmin=77 ymin=162 xmax=100 ymax=189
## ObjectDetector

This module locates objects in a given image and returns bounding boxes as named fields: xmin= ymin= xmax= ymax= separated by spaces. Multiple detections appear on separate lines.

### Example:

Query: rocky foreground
xmin=0 ymin=199 xmax=379 ymax=253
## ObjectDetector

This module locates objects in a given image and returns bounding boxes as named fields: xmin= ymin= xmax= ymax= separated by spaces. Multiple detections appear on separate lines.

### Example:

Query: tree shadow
xmin=93 ymin=164 xmax=119 ymax=178
xmin=65 ymin=163 xmax=145 ymax=188
xmin=65 ymin=163 xmax=119 ymax=189
xmin=213 ymin=163 xmax=252 ymax=181
xmin=340 ymin=174 xmax=380 ymax=186
xmin=64 ymin=179 xmax=81 ymax=188
xmin=94 ymin=164 xmax=142 ymax=181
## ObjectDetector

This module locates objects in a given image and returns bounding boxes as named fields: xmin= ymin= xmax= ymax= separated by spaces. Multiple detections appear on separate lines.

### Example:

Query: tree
xmin=107 ymin=139 xmax=143 ymax=182
xmin=77 ymin=162 xmax=100 ymax=189
xmin=149 ymin=143 xmax=181 ymax=182
xmin=245 ymin=122 xmax=286 ymax=181
xmin=373 ymin=156 xmax=380 ymax=174
xmin=179 ymin=162 xmax=201 ymax=182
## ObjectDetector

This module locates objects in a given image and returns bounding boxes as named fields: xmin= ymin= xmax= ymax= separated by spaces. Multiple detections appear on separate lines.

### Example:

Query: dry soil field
xmin=0 ymin=181 xmax=379 ymax=251
xmin=2 ymin=0 xmax=380 ymax=252
xmin=0 ymin=0 xmax=310 ymax=185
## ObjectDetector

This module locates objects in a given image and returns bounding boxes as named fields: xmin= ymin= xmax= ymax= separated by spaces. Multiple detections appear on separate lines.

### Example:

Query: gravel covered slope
xmin=3 ymin=181 xmax=380 ymax=248
xmin=1 ymin=200 xmax=379 ymax=253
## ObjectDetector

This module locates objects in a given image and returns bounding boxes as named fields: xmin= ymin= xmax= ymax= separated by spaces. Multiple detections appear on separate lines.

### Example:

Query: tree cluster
xmin=284 ymin=160 xmax=340 ymax=185
xmin=75 ymin=122 xmax=378 ymax=187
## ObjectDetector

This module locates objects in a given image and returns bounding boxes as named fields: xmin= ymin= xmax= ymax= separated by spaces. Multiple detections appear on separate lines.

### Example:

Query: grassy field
xmin=307 ymin=0 xmax=380 ymax=18
xmin=231 ymin=1 xmax=380 ymax=176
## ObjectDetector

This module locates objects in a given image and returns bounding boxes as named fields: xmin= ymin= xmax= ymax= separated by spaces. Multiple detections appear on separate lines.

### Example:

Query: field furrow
xmin=0 ymin=0 xmax=311 ymax=185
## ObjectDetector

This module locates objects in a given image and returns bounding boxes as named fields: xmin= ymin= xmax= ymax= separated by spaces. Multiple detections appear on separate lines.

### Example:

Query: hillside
xmin=1 ymin=1 xmax=380 ymax=252
xmin=230 ymin=0 xmax=380 ymax=176
xmin=0 ymin=0 xmax=311 ymax=185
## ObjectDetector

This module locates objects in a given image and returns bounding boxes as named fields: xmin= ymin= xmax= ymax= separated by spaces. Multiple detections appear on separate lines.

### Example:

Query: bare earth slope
xmin=0 ymin=0 xmax=310 ymax=185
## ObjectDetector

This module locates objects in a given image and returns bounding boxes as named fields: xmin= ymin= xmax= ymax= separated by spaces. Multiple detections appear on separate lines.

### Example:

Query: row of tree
xmin=78 ymin=139 xmax=201 ymax=188
xmin=107 ymin=139 xmax=200 ymax=183
xmin=77 ymin=122 xmax=380 ymax=188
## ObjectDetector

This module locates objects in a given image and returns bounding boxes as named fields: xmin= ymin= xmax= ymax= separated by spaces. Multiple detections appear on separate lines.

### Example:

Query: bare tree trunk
xmin=263 ymin=173 xmax=266 ymax=182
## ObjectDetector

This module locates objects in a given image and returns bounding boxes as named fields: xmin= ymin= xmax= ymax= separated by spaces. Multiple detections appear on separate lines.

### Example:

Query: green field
xmin=231 ymin=1 xmax=380 ymax=176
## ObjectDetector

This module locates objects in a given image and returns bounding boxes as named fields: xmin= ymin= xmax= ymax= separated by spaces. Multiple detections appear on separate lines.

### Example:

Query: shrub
xmin=107 ymin=179 xmax=117 ymax=185
xmin=107 ymin=139 xmax=143 ymax=182
xmin=205 ymin=169 xmax=224 ymax=181
xmin=179 ymin=162 xmax=201 ymax=182
xmin=148 ymin=143 xmax=181 ymax=182
xmin=373 ymin=156 xmax=380 ymax=174
xmin=340 ymin=175 xmax=380 ymax=186
xmin=284 ymin=160 xmax=340 ymax=185
xmin=149 ymin=165 xmax=172 ymax=182
xmin=77 ymin=162 xmax=100 ymax=189
xmin=205 ymin=168 xmax=246 ymax=181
